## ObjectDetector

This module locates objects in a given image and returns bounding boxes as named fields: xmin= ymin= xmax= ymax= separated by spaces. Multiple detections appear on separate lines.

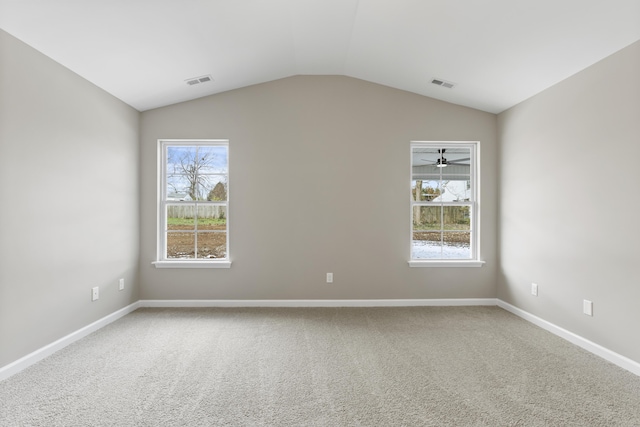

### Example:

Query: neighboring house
xmin=431 ymin=180 xmax=471 ymax=202
xmin=167 ymin=192 xmax=192 ymax=201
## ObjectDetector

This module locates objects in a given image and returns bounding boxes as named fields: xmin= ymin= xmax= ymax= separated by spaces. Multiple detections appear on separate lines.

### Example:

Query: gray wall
xmin=140 ymin=76 xmax=498 ymax=300
xmin=498 ymin=41 xmax=640 ymax=363
xmin=0 ymin=30 xmax=140 ymax=367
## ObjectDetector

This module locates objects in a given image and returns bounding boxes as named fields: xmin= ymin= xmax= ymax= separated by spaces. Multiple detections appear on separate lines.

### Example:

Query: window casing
xmin=410 ymin=142 xmax=482 ymax=267
xmin=154 ymin=140 xmax=230 ymax=268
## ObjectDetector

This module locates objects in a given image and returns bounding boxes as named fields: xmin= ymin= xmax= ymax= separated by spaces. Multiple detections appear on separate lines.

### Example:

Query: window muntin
xmin=159 ymin=140 xmax=228 ymax=262
xmin=411 ymin=143 xmax=478 ymax=262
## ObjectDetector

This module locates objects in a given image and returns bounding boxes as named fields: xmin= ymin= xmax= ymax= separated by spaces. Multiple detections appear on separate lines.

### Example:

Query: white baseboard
xmin=0 ymin=301 xmax=140 ymax=382
xmin=497 ymin=300 xmax=640 ymax=377
xmin=138 ymin=298 xmax=499 ymax=308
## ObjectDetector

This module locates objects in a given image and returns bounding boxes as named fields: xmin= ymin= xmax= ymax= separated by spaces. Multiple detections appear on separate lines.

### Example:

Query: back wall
xmin=140 ymin=76 xmax=498 ymax=300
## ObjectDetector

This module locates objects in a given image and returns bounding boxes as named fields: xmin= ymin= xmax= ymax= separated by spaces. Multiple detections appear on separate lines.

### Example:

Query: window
xmin=154 ymin=140 xmax=230 ymax=268
xmin=410 ymin=142 xmax=483 ymax=267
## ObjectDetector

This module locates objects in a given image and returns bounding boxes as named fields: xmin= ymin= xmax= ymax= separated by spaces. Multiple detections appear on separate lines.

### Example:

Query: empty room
xmin=1 ymin=0 xmax=639 ymax=425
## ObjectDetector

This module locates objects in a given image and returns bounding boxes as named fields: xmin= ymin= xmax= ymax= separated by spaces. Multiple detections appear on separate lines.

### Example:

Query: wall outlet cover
xmin=583 ymin=300 xmax=593 ymax=316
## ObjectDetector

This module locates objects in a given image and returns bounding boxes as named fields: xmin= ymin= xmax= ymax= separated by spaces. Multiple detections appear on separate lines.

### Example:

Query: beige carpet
xmin=1 ymin=306 xmax=639 ymax=426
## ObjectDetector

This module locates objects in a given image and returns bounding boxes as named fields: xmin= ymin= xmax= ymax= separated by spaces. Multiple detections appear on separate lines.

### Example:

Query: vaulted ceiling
xmin=1 ymin=0 xmax=639 ymax=113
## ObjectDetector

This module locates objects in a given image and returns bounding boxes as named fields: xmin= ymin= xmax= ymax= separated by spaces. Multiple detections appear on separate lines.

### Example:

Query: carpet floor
xmin=1 ymin=306 xmax=639 ymax=426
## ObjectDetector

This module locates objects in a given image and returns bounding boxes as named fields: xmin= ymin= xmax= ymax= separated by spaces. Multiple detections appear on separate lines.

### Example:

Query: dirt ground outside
xmin=167 ymin=224 xmax=226 ymax=259
xmin=413 ymin=231 xmax=470 ymax=244
xmin=165 ymin=226 xmax=467 ymax=258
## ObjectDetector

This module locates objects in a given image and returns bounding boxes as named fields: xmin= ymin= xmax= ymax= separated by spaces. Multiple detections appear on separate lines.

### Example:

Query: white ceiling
xmin=1 ymin=0 xmax=639 ymax=113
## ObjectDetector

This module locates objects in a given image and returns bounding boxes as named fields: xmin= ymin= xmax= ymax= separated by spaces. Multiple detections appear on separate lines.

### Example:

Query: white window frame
xmin=409 ymin=141 xmax=484 ymax=267
xmin=153 ymin=139 xmax=231 ymax=269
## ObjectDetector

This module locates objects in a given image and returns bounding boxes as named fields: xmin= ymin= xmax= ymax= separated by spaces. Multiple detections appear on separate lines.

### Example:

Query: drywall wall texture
xmin=140 ymin=76 xmax=498 ymax=300
xmin=0 ymin=30 xmax=140 ymax=368
xmin=498 ymin=41 xmax=640 ymax=363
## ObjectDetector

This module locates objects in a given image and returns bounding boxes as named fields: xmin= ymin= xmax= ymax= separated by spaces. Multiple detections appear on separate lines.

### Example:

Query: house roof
xmin=1 ymin=0 xmax=638 ymax=113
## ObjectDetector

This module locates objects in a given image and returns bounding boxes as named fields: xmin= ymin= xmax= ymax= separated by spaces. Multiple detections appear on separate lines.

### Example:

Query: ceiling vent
xmin=431 ymin=78 xmax=456 ymax=89
xmin=185 ymin=75 xmax=213 ymax=86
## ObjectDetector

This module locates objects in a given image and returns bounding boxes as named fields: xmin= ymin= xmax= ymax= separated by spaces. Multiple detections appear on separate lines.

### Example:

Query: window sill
xmin=408 ymin=260 xmax=485 ymax=268
xmin=152 ymin=260 xmax=232 ymax=269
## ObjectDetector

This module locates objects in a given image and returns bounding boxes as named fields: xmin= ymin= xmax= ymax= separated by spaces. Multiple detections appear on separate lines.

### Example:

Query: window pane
xmin=442 ymin=232 xmax=471 ymax=259
xmin=167 ymin=146 xmax=227 ymax=200
xmin=440 ymin=179 xmax=471 ymax=201
xmin=197 ymin=232 xmax=227 ymax=259
xmin=196 ymin=205 xmax=227 ymax=230
xmin=443 ymin=206 xmax=471 ymax=230
xmin=412 ymin=147 xmax=470 ymax=170
xmin=412 ymin=232 xmax=471 ymax=259
xmin=197 ymin=146 xmax=228 ymax=173
xmin=412 ymin=232 xmax=442 ymax=259
xmin=441 ymin=147 xmax=471 ymax=170
xmin=412 ymin=206 xmax=441 ymax=230
xmin=167 ymin=205 xmax=195 ymax=230
xmin=167 ymin=175 xmax=193 ymax=200
xmin=167 ymin=146 xmax=197 ymax=175
xmin=198 ymin=176 xmax=228 ymax=201
xmin=167 ymin=232 xmax=195 ymax=258
xmin=412 ymin=147 xmax=441 ymax=164
xmin=411 ymin=179 xmax=441 ymax=202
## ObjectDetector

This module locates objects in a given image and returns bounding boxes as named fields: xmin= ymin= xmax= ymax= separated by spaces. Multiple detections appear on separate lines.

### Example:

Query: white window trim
xmin=409 ymin=141 xmax=484 ymax=267
xmin=154 ymin=139 xmax=231 ymax=269
xmin=152 ymin=260 xmax=231 ymax=269
xmin=408 ymin=260 xmax=485 ymax=268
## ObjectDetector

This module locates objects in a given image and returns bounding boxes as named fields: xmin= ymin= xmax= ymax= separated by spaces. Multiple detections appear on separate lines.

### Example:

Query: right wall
xmin=498 ymin=40 xmax=640 ymax=364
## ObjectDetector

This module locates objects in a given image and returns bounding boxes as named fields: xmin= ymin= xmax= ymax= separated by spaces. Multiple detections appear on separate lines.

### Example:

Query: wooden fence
xmin=413 ymin=206 xmax=470 ymax=227
xmin=167 ymin=205 xmax=226 ymax=219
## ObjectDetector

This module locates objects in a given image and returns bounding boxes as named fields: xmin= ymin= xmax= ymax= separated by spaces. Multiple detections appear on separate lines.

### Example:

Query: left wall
xmin=0 ymin=30 xmax=140 ymax=368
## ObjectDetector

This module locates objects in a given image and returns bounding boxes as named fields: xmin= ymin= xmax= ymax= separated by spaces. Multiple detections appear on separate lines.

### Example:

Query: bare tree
xmin=413 ymin=181 xmax=443 ymax=227
xmin=168 ymin=147 xmax=216 ymax=201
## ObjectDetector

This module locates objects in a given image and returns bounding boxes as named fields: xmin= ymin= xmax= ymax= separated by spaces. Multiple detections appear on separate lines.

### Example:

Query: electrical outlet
xmin=119 ymin=278 xmax=124 ymax=291
xmin=583 ymin=300 xmax=593 ymax=316
xmin=326 ymin=273 xmax=333 ymax=283
xmin=531 ymin=283 xmax=538 ymax=296
xmin=92 ymin=286 xmax=99 ymax=301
